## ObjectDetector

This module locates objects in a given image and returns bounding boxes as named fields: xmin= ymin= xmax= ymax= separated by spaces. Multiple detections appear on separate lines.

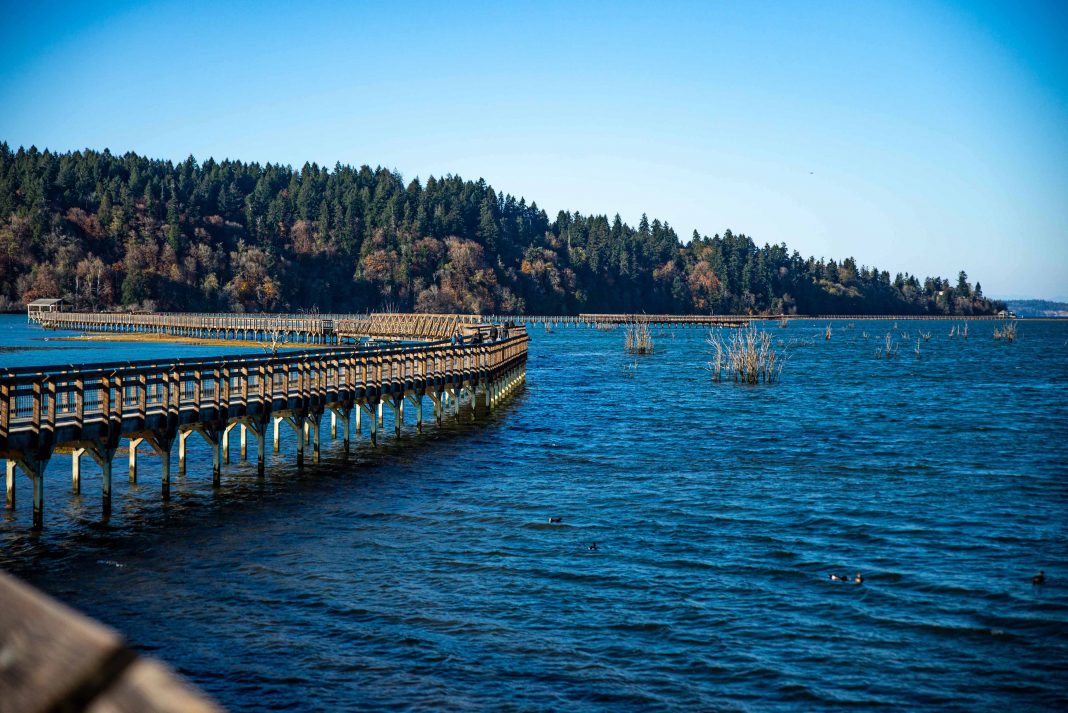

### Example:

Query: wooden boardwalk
xmin=3 ymin=319 xmax=527 ymax=530
xmin=34 ymin=310 xmax=1022 ymax=346
xmin=504 ymin=314 xmax=751 ymax=327
xmin=510 ymin=313 xmax=1016 ymax=326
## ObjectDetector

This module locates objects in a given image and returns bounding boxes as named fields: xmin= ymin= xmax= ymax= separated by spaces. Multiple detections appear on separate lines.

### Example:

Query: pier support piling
xmin=86 ymin=444 xmax=116 ymax=520
xmin=386 ymin=397 xmax=403 ymax=438
xmin=429 ymin=391 xmax=442 ymax=425
xmin=256 ymin=427 xmax=265 ymax=475
xmin=129 ymin=437 xmax=143 ymax=483
xmin=5 ymin=460 xmax=14 ymax=510
xmin=178 ymin=430 xmax=191 ymax=474
xmin=32 ymin=465 xmax=43 ymax=530
xmin=309 ymin=411 xmax=322 ymax=464
xmin=282 ymin=415 xmax=307 ymax=467
xmin=329 ymin=407 xmax=351 ymax=452
xmin=145 ymin=433 xmax=175 ymax=501
xmin=6 ymin=454 xmax=51 ymax=528
xmin=71 ymin=448 xmax=84 ymax=495
xmin=362 ymin=403 xmax=378 ymax=447
xmin=223 ymin=423 xmax=238 ymax=465
xmin=409 ymin=394 xmax=423 ymax=433
xmin=192 ymin=428 xmax=223 ymax=487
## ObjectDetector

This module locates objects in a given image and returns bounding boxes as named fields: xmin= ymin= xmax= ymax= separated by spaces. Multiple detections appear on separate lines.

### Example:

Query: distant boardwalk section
xmin=35 ymin=310 xmax=497 ymax=344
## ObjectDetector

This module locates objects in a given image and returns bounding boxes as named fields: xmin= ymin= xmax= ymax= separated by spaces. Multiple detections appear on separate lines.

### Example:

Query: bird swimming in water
xmin=829 ymin=573 xmax=846 ymax=581
xmin=1033 ymin=571 xmax=1045 ymax=585
xmin=589 ymin=542 xmax=598 ymax=551
xmin=548 ymin=517 xmax=562 ymax=524
xmin=854 ymin=572 xmax=864 ymax=584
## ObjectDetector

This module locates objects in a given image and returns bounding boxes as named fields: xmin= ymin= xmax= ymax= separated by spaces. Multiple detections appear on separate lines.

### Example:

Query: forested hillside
xmin=0 ymin=144 xmax=1002 ymax=315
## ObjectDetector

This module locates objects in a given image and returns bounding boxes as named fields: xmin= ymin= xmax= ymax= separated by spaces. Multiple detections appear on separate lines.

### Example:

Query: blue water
xmin=2 ymin=316 xmax=1067 ymax=711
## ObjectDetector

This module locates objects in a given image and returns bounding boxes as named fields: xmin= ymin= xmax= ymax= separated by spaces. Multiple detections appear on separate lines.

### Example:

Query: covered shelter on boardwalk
xmin=26 ymin=298 xmax=67 ymax=322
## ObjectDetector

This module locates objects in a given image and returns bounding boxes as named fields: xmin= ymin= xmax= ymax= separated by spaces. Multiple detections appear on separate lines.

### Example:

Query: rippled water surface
xmin=3 ymin=316 xmax=1067 ymax=711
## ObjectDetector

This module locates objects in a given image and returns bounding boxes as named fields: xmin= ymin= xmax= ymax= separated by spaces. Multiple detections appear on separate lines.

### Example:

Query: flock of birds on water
xmin=548 ymin=518 xmax=1048 ymax=586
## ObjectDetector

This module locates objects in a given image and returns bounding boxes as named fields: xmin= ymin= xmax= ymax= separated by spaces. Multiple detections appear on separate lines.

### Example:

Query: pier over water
xmin=2 ymin=313 xmax=528 ymax=530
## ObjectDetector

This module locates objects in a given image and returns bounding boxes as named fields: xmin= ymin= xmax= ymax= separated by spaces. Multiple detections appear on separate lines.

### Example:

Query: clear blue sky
xmin=2 ymin=0 xmax=1065 ymax=299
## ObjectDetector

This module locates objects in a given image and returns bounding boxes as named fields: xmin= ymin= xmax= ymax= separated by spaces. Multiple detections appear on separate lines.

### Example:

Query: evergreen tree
xmin=0 ymin=143 xmax=1005 ymax=316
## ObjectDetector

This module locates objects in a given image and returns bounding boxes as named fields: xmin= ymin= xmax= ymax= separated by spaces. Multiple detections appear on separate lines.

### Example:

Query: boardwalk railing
xmin=37 ymin=311 xmax=340 ymax=343
xmin=336 ymin=313 xmax=462 ymax=341
xmin=505 ymin=314 xmax=751 ymax=327
xmin=35 ymin=310 xmax=1021 ymax=345
xmin=36 ymin=310 xmax=506 ymax=343
xmin=2 ymin=329 xmax=528 ymax=530
xmin=498 ymin=313 xmax=1017 ymax=326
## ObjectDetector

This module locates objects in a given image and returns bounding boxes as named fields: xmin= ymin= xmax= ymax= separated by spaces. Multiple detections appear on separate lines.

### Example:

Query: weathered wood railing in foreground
xmin=0 ymin=570 xmax=222 ymax=713
xmin=1 ymin=329 xmax=528 ymax=530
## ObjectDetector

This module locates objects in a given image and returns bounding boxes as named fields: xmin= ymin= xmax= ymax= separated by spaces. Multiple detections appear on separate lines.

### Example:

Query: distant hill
xmin=1004 ymin=299 xmax=1068 ymax=318
xmin=0 ymin=143 xmax=1004 ymax=317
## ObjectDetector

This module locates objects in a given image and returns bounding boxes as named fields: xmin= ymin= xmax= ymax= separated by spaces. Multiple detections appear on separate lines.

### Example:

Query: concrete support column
xmin=240 ymin=424 xmax=247 ymax=461
xmin=296 ymin=420 xmax=305 ymax=466
xmin=160 ymin=444 xmax=171 ymax=500
xmin=284 ymin=416 xmax=306 ymax=467
xmin=388 ymin=398 xmax=402 ymax=438
xmin=11 ymin=453 xmax=52 ymax=528
xmin=354 ymin=405 xmax=362 ymax=435
xmin=332 ymin=407 xmax=351 ymax=451
xmin=5 ymin=460 xmax=14 ymax=510
xmin=310 ymin=413 xmax=322 ymax=464
xmin=32 ymin=465 xmax=44 ymax=530
xmin=194 ymin=428 xmax=222 ymax=487
xmin=413 ymin=395 xmax=423 ymax=433
xmin=273 ymin=417 xmax=281 ymax=452
xmin=72 ymin=448 xmax=84 ymax=495
xmin=377 ymin=401 xmax=384 ymax=428
xmin=129 ymin=437 xmax=143 ymax=483
xmin=86 ymin=447 xmax=116 ymax=520
xmin=363 ymin=403 xmax=377 ymax=447
xmin=431 ymin=392 xmax=442 ymax=425
xmin=223 ymin=423 xmax=237 ymax=464
xmin=256 ymin=427 xmax=265 ymax=476
xmin=147 ymin=436 xmax=174 ymax=502
xmin=178 ymin=430 xmax=190 ymax=474
xmin=212 ymin=435 xmax=221 ymax=487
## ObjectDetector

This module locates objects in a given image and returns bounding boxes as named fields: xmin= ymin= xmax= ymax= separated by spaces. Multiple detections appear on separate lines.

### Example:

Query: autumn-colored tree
xmin=0 ymin=143 xmax=1005 ymax=316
